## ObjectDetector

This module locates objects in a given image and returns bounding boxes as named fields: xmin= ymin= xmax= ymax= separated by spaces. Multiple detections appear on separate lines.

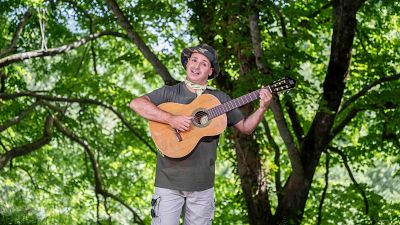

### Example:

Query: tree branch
xmin=0 ymin=70 xmax=5 ymax=93
xmin=262 ymin=119 xmax=282 ymax=200
xmin=331 ymin=108 xmax=363 ymax=138
xmin=284 ymin=97 xmax=305 ymax=143
xmin=103 ymin=197 xmax=112 ymax=224
xmin=328 ymin=147 xmax=370 ymax=216
xmin=317 ymin=153 xmax=330 ymax=225
xmin=0 ymin=7 xmax=34 ymax=58
xmin=271 ymin=2 xmax=306 ymax=144
xmin=0 ymin=115 xmax=53 ymax=171
xmin=0 ymin=31 xmax=127 ymax=68
xmin=53 ymin=118 xmax=144 ymax=225
xmin=308 ymin=2 xmax=332 ymax=19
xmin=333 ymin=101 xmax=399 ymax=139
xmin=270 ymin=97 xmax=304 ymax=178
xmin=339 ymin=73 xmax=400 ymax=113
xmin=89 ymin=18 xmax=99 ymax=76
xmin=0 ymin=92 xmax=157 ymax=154
xmin=296 ymin=2 xmax=333 ymax=30
xmin=0 ymin=139 xmax=7 ymax=153
xmin=17 ymin=165 xmax=53 ymax=195
xmin=248 ymin=0 xmax=305 ymax=203
xmin=99 ymin=190 xmax=144 ymax=225
xmin=53 ymin=118 xmax=102 ymax=192
xmin=0 ymin=100 xmax=42 ymax=132
xmin=277 ymin=1 xmax=366 ymax=221
xmin=96 ymin=194 xmax=101 ymax=225
xmin=300 ymin=0 xmax=366 ymax=176
xmin=74 ymin=42 xmax=89 ymax=77
xmin=248 ymin=0 xmax=272 ymax=75
xmin=105 ymin=0 xmax=177 ymax=85
xmin=355 ymin=28 xmax=371 ymax=56
xmin=273 ymin=3 xmax=288 ymax=38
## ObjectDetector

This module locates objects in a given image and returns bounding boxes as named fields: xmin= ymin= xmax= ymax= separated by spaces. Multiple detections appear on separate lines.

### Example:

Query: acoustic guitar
xmin=149 ymin=77 xmax=295 ymax=158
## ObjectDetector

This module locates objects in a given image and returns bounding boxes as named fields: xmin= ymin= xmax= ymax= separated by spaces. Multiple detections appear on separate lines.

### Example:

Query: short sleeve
xmin=213 ymin=91 xmax=245 ymax=127
xmin=227 ymin=108 xmax=245 ymax=127
xmin=146 ymin=86 xmax=170 ymax=105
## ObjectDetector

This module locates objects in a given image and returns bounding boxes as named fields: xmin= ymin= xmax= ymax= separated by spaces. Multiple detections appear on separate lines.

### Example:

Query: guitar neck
xmin=207 ymin=88 xmax=263 ymax=119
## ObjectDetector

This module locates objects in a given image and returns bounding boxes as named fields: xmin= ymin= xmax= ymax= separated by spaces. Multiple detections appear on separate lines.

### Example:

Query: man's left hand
xmin=259 ymin=88 xmax=272 ymax=111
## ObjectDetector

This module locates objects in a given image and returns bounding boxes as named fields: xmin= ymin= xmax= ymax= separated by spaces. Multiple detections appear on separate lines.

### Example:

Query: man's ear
xmin=208 ymin=68 xmax=213 ymax=77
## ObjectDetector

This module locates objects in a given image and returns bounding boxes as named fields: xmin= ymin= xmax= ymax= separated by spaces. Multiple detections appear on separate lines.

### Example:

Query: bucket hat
xmin=181 ymin=43 xmax=220 ymax=79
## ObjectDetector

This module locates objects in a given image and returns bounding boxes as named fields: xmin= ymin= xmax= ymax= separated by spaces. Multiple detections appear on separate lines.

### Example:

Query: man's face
xmin=185 ymin=52 xmax=213 ymax=84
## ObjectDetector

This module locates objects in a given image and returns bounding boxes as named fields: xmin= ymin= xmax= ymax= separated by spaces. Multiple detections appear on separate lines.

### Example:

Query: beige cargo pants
xmin=151 ymin=187 xmax=215 ymax=225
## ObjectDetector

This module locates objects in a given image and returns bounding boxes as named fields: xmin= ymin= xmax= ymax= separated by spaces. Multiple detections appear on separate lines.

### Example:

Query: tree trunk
xmin=233 ymin=127 xmax=272 ymax=225
xmin=190 ymin=1 xmax=273 ymax=223
xmin=232 ymin=48 xmax=272 ymax=225
xmin=274 ymin=0 xmax=365 ymax=223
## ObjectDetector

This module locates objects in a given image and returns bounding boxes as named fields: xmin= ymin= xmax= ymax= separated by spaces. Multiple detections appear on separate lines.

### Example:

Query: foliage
xmin=0 ymin=0 xmax=399 ymax=224
xmin=0 ymin=204 xmax=43 ymax=225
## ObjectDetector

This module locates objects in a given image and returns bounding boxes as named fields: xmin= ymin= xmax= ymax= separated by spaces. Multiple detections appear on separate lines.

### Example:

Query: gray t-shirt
xmin=146 ymin=82 xmax=244 ymax=191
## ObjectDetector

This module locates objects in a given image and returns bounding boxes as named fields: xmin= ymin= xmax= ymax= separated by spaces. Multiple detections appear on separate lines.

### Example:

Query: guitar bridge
xmin=174 ymin=129 xmax=182 ymax=142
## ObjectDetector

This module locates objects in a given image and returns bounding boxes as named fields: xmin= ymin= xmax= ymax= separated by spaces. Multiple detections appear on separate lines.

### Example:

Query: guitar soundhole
xmin=192 ymin=109 xmax=210 ymax=128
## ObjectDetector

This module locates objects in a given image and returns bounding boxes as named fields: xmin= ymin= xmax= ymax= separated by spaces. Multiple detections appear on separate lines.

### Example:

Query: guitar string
xmin=194 ymin=111 xmax=209 ymax=124
xmin=194 ymin=86 xmax=286 ymax=123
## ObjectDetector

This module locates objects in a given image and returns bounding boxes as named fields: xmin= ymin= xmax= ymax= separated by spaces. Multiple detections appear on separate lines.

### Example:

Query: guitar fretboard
xmin=207 ymin=89 xmax=262 ymax=119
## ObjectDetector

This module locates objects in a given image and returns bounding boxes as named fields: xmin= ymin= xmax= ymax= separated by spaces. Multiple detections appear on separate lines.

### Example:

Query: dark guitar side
xmin=148 ymin=94 xmax=227 ymax=158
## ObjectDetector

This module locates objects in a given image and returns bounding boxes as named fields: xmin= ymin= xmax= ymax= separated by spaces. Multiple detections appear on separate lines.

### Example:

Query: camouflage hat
xmin=181 ymin=43 xmax=220 ymax=79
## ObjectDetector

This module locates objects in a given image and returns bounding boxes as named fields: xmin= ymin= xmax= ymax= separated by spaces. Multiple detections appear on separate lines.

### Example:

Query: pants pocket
xmin=209 ymin=198 xmax=215 ymax=221
xmin=151 ymin=193 xmax=161 ymax=218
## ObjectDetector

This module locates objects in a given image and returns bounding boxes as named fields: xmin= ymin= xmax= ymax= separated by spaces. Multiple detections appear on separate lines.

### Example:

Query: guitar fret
xmin=208 ymin=109 xmax=213 ymax=119
xmin=208 ymin=89 xmax=262 ymax=119
xmin=207 ymin=78 xmax=295 ymax=120
xmin=242 ymin=96 xmax=247 ymax=105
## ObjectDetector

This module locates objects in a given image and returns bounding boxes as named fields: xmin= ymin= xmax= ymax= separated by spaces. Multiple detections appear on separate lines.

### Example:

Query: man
xmin=129 ymin=44 xmax=272 ymax=225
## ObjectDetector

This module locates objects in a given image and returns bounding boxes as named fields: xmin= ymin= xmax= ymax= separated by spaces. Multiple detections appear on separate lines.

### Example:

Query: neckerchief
xmin=184 ymin=79 xmax=216 ymax=96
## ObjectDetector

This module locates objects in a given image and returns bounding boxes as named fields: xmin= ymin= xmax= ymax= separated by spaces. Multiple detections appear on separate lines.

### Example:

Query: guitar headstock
xmin=268 ymin=77 xmax=296 ymax=93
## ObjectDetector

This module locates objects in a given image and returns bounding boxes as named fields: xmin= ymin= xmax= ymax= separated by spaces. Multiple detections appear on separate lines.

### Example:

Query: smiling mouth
xmin=190 ymin=69 xmax=200 ymax=75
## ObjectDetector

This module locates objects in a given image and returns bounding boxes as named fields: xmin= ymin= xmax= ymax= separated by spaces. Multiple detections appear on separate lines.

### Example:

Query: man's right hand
xmin=130 ymin=96 xmax=192 ymax=132
xmin=167 ymin=115 xmax=192 ymax=132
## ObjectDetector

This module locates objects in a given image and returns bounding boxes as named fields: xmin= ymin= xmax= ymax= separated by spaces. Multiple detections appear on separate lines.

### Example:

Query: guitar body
xmin=149 ymin=94 xmax=227 ymax=158
xmin=147 ymin=77 xmax=296 ymax=158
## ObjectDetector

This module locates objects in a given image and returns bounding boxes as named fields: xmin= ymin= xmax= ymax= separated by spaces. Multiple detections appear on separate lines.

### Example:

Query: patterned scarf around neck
xmin=184 ymin=79 xmax=215 ymax=96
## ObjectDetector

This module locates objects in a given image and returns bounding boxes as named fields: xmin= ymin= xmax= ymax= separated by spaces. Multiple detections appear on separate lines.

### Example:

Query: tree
xmin=1 ymin=0 xmax=399 ymax=224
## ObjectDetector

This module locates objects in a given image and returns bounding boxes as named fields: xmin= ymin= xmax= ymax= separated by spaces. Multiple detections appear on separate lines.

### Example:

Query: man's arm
xmin=233 ymin=88 xmax=272 ymax=134
xmin=129 ymin=95 xmax=192 ymax=132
